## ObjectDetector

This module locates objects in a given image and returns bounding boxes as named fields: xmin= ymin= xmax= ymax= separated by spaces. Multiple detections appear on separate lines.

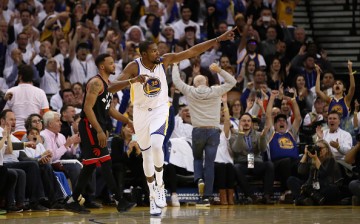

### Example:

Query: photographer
xmin=344 ymin=135 xmax=360 ymax=205
xmin=287 ymin=140 xmax=342 ymax=205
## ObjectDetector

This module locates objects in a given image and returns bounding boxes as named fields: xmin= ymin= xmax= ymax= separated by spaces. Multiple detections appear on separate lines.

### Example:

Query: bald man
xmin=172 ymin=63 xmax=236 ymax=206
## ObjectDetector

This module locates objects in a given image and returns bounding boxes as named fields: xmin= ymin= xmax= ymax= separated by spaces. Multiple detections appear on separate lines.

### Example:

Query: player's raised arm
xmin=162 ymin=27 xmax=237 ymax=66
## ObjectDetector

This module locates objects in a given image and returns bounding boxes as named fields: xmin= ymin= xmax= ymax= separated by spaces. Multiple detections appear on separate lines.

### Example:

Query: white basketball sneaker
xmin=150 ymin=197 xmax=162 ymax=216
xmin=154 ymin=184 xmax=167 ymax=208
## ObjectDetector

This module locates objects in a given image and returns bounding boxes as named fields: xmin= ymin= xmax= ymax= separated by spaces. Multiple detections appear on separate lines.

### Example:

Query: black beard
xmin=153 ymin=59 xmax=160 ymax=64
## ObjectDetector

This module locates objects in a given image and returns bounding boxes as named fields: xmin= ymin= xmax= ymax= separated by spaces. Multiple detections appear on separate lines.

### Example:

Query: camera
xmin=356 ymin=133 xmax=360 ymax=142
xmin=256 ymin=90 xmax=262 ymax=98
xmin=284 ymin=90 xmax=294 ymax=98
xmin=307 ymin=144 xmax=321 ymax=155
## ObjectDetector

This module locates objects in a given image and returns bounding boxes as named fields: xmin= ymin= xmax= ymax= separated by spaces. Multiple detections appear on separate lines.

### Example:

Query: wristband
xmin=128 ymin=79 xmax=132 ymax=85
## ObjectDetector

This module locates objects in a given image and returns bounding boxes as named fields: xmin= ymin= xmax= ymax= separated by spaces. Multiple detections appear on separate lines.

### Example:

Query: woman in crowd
xmin=287 ymin=140 xmax=342 ymax=205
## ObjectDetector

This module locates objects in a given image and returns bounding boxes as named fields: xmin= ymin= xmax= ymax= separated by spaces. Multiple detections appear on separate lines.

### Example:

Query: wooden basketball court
xmin=2 ymin=204 xmax=360 ymax=224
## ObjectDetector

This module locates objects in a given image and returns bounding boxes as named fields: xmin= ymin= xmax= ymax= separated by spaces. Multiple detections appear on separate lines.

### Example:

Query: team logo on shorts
xmin=143 ymin=77 xmax=161 ymax=97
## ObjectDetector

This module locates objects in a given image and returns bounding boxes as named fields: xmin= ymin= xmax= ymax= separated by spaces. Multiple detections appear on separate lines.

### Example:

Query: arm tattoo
xmin=89 ymin=80 xmax=102 ymax=95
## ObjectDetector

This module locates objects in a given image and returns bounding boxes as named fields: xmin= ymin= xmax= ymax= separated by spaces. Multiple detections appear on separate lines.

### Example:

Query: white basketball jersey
xmin=131 ymin=58 xmax=169 ymax=109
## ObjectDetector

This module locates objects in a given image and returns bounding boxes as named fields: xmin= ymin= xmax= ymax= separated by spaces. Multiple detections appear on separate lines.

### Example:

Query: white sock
xmin=148 ymin=181 xmax=156 ymax=198
xmin=155 ymin=169 xmax=163 ymax=187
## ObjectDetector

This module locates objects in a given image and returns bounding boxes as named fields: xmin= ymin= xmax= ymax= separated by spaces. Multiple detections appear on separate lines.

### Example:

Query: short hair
xmin=71 ymin=82 xmax=84 ymax=91
xmin=18 ymin=64 xmax=33 ymax=82
xmin=26 ymin=127 xmax=39 ymax=135
xmin=95 ymin=53 xmax=111 ymax=68
xmin=0 ymin=109 xmax=12 ymax=121
xmin=220 ymin=54 xmax=230 ymax=61
xmin=76 ymin=42 xmax=90 ymax=52
xmin=17 ymin=32 xmax=28 ymax=40
xmin=139 ymin=41 xmax=155 ymax=54
xmin=20 ymin=9 xmax=32 ymax=15
xmin=328 ymin=110 xmax=341 ymax=119
xmin=60 ymin=89 xmax=74 ymax=99
xmin=60 ymin=104 xmax=73 ymax=115
xmin=240 ymin=112 xmax=253 ymax=121
xmin=217 ymin=21 xmax=228 ymax=28
xmin=180 ymin=5 xmax=191 ymax=12
xmin=43 ymin=111 xmax=60 ymax=128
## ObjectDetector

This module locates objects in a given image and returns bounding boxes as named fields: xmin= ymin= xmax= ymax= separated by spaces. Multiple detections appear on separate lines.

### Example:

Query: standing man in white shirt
xmin=4 ymin=64 xmax=49 ymax=140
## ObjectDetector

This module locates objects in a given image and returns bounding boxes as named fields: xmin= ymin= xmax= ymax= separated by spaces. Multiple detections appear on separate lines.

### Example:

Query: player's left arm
xmin=109 ymin=105 xmax=130 ymax=124
xmin=108 ymin=62 xmax=147 ymax=93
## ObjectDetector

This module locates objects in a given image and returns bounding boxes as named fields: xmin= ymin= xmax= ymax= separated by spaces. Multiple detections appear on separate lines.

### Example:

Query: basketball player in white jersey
xmin=109 ymin=28 xmax=236 ymax=216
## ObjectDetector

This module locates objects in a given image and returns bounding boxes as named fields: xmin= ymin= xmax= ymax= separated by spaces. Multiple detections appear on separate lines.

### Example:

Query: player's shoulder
xmin=124 ymin=60 xmax=140 ymax=74
xmin=87 ymin=76 xmax=104 ymax=89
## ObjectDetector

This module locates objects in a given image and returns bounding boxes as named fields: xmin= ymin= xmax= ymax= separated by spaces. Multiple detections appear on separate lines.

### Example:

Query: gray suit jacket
xmin=230 ymin=130 xmax=267 ymax=164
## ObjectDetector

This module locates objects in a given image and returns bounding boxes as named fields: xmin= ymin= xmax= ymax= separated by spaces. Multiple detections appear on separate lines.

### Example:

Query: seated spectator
xmin=316 ymin=111 xmax=353 ymax=161
xmin=71 ymin=82 xmax=84 ymax=109
xmin=231 ymin=113 xmax=274 ymax=204
xmin=302 ymin=97 xmax=326 ymax=144
xmin=40 ymin=110 xmax=100 ymax=208
xmin=22 ymin=113 xmax=45 ymax=144
xmin=20 ymin=127 xmax=65 ymax=209
xmin=60 ymin=105 xmax=76 ymax=138
xmin=0 ymin=125 xmax=25 ymax=213
xmin=109 ymin=123 xmax=149 ymax=206
xmin=345 ymin=136 xmax=360 ymax=205
xmin=288 ymin=140 xmax=342 ymax=205
xmin=265 ymin=90 xmax=302 ymax=196
xmin=50 ymin=81 xmax=72 ymax=111
xmin=1 ymin=109 xmax=48 ymax=211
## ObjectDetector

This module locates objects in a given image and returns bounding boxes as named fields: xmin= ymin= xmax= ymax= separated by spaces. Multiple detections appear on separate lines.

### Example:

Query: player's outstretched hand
xmin=131 ymin=74 xmax=149 ymax=84
xmin=217 ymin=27 xmax=236 ymax=42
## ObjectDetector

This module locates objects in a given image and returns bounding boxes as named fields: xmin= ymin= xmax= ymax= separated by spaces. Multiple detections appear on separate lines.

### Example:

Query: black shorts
xmin=79 ymin=118 xmax=111 ymax=165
